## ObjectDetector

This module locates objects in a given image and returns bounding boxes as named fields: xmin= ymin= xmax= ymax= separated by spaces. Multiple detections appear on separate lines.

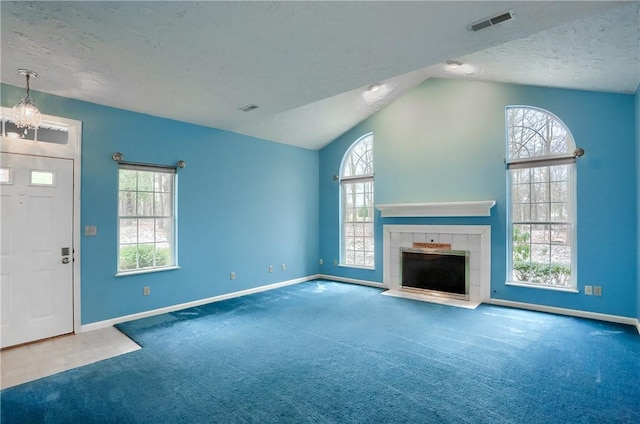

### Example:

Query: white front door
xmin=1 ymin=153 xmax=74 ymax=348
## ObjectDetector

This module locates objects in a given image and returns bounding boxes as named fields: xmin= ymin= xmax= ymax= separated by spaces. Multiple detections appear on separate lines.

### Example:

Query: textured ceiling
xmin=1 ymin=1 xmax=638 ymax=150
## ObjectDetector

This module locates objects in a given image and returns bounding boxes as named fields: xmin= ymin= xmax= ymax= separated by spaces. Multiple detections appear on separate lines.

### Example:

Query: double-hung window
xmin=118 ymin=164 xmax=177 ymax=273
xmin=340 ymin=133 xmax=374 ymax=268
xmin=506 ymin=106 xmax=577 ymax=290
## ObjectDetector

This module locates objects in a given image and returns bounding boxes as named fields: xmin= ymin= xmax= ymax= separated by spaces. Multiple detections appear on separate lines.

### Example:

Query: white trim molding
xmin=79 ymin=274 xmax=640 ymax=336
xmin=376 ymin=200 xmax=496 ymax=218
xmin=317 ymin=274 xmax=384 ymax=288
xmin=1 ymin=107 xmax=83 ymax=339
xmin=490 ymin=298 xmax=640 ymax=331
xmin=80 ymin=276 xmax=318 ymax=333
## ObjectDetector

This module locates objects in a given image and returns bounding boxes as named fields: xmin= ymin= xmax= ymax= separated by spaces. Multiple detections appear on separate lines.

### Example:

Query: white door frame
xmin=1 ymin=107 xmax=82 ymax=335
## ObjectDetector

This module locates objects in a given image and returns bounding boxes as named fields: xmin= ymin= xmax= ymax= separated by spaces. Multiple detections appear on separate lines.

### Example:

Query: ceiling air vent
xmin=239 ymin=104 xmax=259 ymax=112
xmin=468 ymin=10 xmax=515 ymax=32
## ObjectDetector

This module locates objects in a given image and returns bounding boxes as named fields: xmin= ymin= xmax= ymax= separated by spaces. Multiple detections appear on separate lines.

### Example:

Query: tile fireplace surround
xmin=378 ymin=201 xmax=495 ymax=306
xmin=383 ymin=224 xmax=491 ymax=305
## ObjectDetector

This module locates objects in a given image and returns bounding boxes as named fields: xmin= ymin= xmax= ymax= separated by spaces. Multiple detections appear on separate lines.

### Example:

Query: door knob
xmin=62 ymin=257 xmax=70 ymax=264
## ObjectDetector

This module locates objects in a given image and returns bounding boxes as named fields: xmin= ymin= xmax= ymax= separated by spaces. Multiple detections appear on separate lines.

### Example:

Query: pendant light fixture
xmin=13 ymin=69 xmax=42 ymax=129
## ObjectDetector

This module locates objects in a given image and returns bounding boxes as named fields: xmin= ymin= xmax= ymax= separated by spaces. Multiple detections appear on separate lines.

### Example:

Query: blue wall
xmin=320 ymin=78 xmax=638 ymax=318
xmin=3 ymin=77 xmax=638 ymax=322
xmin=2 ymin=84 xmax=320 ymax=324
xmin=636 ymin=85 xmax=640 ymax=323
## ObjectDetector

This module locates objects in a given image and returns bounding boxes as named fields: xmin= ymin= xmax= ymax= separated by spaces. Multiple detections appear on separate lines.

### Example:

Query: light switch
xmin=85 ymin=226 xmax=97 ymax=236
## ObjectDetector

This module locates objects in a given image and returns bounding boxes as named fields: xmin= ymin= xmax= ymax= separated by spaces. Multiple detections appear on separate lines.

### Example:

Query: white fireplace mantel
xmin=376 ymin=200 xmax=496 ymax=218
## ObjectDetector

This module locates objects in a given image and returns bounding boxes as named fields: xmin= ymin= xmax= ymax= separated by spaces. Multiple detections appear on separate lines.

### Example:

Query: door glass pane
xmin=30 ymin=170 xmax=55 ymax=186
xmin=0 ymin=168 xmax=12 ymax=184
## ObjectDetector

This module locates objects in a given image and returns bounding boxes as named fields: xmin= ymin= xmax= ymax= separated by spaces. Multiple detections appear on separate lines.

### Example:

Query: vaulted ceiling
xmin=2 ymin=1 xmax=638 ymax=150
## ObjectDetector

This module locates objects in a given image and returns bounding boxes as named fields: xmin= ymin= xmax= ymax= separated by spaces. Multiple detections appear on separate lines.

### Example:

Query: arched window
xmin=506 ymin=107 xmax=578 ymax=290
xmin=340 ymin=133 xmax=374 ymax=268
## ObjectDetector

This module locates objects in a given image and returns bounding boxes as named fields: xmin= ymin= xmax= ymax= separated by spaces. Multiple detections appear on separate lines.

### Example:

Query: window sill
xmin=505 ymin=280 xmax=578 ymax=293
xmin=338 ymin=263 xmax=375 ymax=271
xmin=116 ymin=266 xmax=180 ymax=277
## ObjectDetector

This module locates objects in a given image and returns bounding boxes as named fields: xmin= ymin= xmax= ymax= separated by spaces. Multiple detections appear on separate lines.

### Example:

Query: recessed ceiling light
xmin=444 ymin=60 xmax=476 ymax=76
xmin=445 ymin=60 xmax=463 ymax=69
xmin=362 ymin=82 xmax=394 ymax=109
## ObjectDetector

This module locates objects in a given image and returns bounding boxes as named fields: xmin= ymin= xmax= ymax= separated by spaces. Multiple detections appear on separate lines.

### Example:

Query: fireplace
xmin=401 ymin=248 xmax=469 ymax=300
xmin=382 ymin=224 xmax=492 ymax=305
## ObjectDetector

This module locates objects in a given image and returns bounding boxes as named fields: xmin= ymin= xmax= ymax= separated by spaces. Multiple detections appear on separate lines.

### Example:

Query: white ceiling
xmin=2 ymin=1 xmax=638 ymax=150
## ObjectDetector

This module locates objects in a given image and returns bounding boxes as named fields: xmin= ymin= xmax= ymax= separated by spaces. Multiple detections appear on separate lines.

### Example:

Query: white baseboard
xmin=319 ymin=276 xmax=640 ymax=334
xmin=80 ymin=274 xmax=640 ymax=337
xmin=80 ymin=275 xmax=320 ymax=333
xmin=489 ymin=298 xmax=639 ymax=331
xmin=317 ymin=274 xmax=385 ymax=289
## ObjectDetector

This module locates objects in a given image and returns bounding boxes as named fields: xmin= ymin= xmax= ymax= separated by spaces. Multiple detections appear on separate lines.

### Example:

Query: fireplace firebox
xmin=401 ymin=248 xmax=470 ymax=300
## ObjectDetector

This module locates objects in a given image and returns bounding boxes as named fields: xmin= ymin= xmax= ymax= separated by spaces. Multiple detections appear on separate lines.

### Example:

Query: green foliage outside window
xmin=357 ymin=207 xmax=370 ymax=219
xmin=512 ymin=226 xmax=570 ymax=286
xmin=119 ymin=244 xmax=171 ymax=270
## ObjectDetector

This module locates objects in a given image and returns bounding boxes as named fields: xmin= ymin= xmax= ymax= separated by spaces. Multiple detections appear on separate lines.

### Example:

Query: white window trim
xmin=506 ymin=106 xmax=578 ymax=291
xmin=116 ymin=265 xmax=180 ymax=277
xmin=339 ymin=133 xmax=375 ymax=269
xmin=116 ymin=164 xmax=178 ymax=275
xmin=505 ymin=280 xmax=579 ymax=293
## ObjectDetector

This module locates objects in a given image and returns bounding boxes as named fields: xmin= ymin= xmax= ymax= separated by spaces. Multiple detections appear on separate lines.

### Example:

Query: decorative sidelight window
xmin=506 ymin=106 xmax=579 ymax=290
xmin=118 ymin=164 xmax=176 ymax=273
xmin=340 ymin=133 xmax=374 ymax=268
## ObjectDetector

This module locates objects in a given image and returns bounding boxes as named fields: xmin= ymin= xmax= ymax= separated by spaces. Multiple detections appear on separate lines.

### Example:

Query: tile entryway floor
xmin=1 ymin=326 xmax=140 ymax=389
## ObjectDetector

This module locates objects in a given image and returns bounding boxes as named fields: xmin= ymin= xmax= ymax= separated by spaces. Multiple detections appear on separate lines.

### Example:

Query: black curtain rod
xmin=111 ymin=152 xmax=185 ymax=169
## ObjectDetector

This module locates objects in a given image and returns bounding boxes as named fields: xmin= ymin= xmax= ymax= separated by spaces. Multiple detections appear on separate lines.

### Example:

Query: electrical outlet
xmin=269 ymin=265 xmax=273 ymax=273
xmin=143 ymin=286 xmax=150 ymax=296
xmin=319 ymin=258 xmax=323 ymax=265
xmin=281 ymin=264 xmax=286 ymax=271
xmin=594 ymin=286 xmax=602 ymax=296
xmin=230 ymin=272 xmax=236 ymax=280
xmin=584 ymin=285 xmax=593 ymax=295
xmin=333 ymin=259 xmax=338 ymax=266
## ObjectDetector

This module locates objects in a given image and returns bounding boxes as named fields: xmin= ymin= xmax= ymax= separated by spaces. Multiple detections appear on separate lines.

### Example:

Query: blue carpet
xmin=2 ymin=280 xmax=639 ymax=423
